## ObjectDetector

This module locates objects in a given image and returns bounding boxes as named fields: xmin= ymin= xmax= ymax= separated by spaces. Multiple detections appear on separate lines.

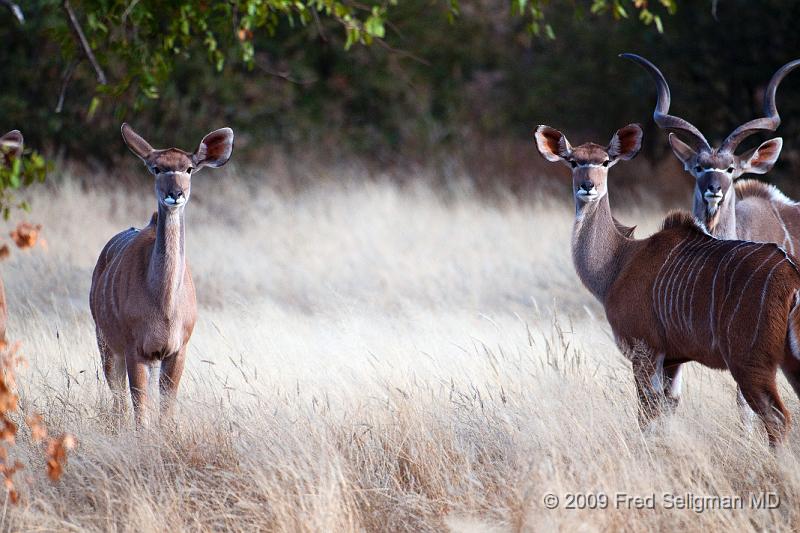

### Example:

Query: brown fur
xmin=89 ymin=124 xmax=233 ymax=427
xmin=613 ymin=217 xmax=636 ymax=238
xmin=734 ymin=179 xmax=800 ymax=257
xmin=536 ymin=124 xmax=800 ymax=445
xmin=735 ymin=178 xmax=776 ymax=201
xmin=660 ymin=210 xmax=707 ymax=233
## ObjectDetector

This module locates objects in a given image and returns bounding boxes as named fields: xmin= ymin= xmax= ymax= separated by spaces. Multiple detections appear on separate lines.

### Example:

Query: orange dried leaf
xmin=0 ymin=245 xmax=9 ymax=261
xmin=10 ymin=222 xmax=42 ymax=250
xmin=26 ymin=414 xmax=47 ymax=443
xmin=0 ymin=418 xmax=17 ymax=444
xmin=45 ymin=434 xmax=76 ymax=481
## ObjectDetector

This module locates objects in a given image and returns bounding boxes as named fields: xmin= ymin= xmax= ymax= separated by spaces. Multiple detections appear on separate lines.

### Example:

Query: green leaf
xmin=364 ymin=12 xmax=385 ymax=38
xmin=87 ymin=96 xmax=101 ymax=119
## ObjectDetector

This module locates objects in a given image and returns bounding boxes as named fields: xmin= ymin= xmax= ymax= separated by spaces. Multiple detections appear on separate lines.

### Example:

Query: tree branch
xmin=63 ymin=0 xmax=107 ymax=85
xmin=55 ymin=59 xmax=79 ymax=113
xmin=0 ymin=0 xmax=24 ymax=24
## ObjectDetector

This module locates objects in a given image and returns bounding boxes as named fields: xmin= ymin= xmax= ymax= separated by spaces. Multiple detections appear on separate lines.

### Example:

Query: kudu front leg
xmin=662 ymin=363 xmax=683 ymax=414
xmin=126 ymin=352 xmax=151 ymax=428
xmin=159 ymin=347 xmax=186 ymax=427
xmin=99 ymin=339 xmax=128 ymax=422
xmin=631 ymin=353 xmax=670 ymax=429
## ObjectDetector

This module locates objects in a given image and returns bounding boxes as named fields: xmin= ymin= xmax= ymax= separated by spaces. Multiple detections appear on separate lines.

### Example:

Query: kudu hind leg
xmin=736 ymin=375 xmax=790 ymax=446
xmin=736 ymin=386 xmax=757 ymax=434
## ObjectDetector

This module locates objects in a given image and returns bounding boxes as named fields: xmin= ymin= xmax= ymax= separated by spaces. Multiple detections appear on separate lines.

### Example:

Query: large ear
xmin=739 ymin=138 xmax=783 ymax=175
xmin=667 ymin=133 xmax=697 ymax=167
xmin=534 ymin=125 xmax=572 ymax=162
xmin=193 ymin=128 xmax=234 ymax=169
xmin=121 ymin=123 xmax=154 ymax=161
xmin=0 ymin=130 xmax=23 ymax=160
xmin=608 ymin=124 xmax=642 ymax=161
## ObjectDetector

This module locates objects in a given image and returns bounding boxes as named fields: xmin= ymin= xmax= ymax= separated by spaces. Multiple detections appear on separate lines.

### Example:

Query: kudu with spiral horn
xmin=623 ymin=53 xmax=800 ymax=430
xmin=622 ymin=53 xmax=800 ymax=249
xmin=535 ymin=122 xmax=800 ymax=446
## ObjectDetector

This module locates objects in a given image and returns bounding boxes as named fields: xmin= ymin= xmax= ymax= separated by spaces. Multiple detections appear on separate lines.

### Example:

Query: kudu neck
xmin=693 ymin=186 xmax=737 ymax=239
xmin=572 ymin=193 xmax=630 ymax=302
xmin=149 ymin=204 xmax=187 ymax=310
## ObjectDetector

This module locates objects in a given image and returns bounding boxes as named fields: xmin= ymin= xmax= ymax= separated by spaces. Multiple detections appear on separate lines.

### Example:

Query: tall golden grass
xmin=1 ymin=165 xmax=799 ymax=531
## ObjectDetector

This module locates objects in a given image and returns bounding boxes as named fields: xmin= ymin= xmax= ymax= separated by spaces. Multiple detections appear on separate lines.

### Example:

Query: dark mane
xmin=661 ymin=210 xmax=708 ymax=235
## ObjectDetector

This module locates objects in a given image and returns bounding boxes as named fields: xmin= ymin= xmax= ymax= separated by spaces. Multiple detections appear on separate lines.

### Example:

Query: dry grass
xmin=0 ymin=165 xmax=799 ymax=531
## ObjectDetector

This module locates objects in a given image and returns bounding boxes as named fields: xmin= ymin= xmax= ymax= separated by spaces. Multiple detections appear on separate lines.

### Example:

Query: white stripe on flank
xmin=722 ymin=248 xmax=777 ymax=359
xmin=749 ymin=258 xmax=787 ymax=350
xmin=719 ymin=244 xmax=769 ymax=314
xmin=659 ymin=236 xmax=692 ymax=328
xmin=675 ymin=239 xmax=714 ymax=333
xmin=666 ymin=235 xmax=706 ymax=333
xmin=652 ymin=235 xmax=692 ymax=326
xmin=685 ymin=239 xmax=728 ymax=335
xmin=708 ymin=242 xmax=748 ymax=348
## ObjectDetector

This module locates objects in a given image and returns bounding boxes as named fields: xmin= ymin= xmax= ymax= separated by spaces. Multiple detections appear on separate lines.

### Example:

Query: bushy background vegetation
xmin=3 ymin=1 xmax=800 ymax=189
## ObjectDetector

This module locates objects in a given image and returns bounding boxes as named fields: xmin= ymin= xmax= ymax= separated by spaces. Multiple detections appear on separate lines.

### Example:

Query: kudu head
xmin=622 ymin=53 xmax=799 ymax=225
xmin=535 ymin=124 xmax=643 ymax=205
xmin=0 ymin=130 xmax=23 ymax=166
xmin=121 ymin=124 xmax=234 ymax=211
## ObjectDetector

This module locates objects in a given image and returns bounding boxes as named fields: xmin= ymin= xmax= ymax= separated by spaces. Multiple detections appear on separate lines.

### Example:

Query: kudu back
xmin=90 ymin=124 xmax=234 ymax=427
xmin=535 ymin=123 xmax=800 ymax=445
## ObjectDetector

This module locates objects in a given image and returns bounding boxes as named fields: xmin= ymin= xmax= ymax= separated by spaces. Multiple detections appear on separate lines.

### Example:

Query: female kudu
xmin=90 ymin=124 xmax=234 ymax=426
xmin=535 ymin=122 xmax=800 ymax=445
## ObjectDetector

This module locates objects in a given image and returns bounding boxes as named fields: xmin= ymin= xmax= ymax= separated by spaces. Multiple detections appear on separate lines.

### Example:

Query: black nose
xmin=580 ymin=180 xmax=594 ymax=192
xmin=167 ymin=191 xmax=184 ymax=200
xmin=707 ymin=184 xmax=721 ymax=194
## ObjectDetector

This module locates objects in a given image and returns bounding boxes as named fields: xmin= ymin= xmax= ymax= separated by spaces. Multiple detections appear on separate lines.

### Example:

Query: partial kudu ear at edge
xmin=535 ymin=125 xmax=571 ymax=162
xmin=193 ymin=128 xmax=234 ymax=170
xmin=667 ymin=133 xmax=697 ymax=167
xmin=608 ymin=124 xmax=642 ymax=161
xmin=0 ymin=130 xmax=23 ymax=160
xmin=120 ymin=123 xmax=154 ymax=161
xmin=740 ymin=138 xmax=783 ymax=175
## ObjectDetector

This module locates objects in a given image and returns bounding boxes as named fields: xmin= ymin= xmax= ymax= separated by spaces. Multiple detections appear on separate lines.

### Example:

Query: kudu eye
xmin=570 ymin=160 xmax=577 ymax=168
xmin=186 ymin=167 xmax=194 ymax=175
xmin=602 ymin=160 xmax=610 ymax=167
xmin=727 ymin=166 xmax=734 ymax=173
xmin=694 ymin=165 xmax=703 ymax=173
xmin=153 ymin=167 xmax=162 ymax=175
